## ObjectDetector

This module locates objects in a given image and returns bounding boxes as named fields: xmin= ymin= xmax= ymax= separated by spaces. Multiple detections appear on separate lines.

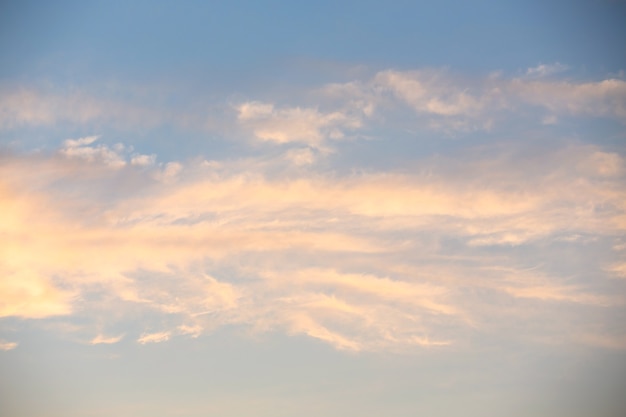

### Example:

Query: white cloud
xmin=64 ymin=135 xmax=100 ymax=147
xmin=60 ymin=135 xmax=126 ymax=168
xmin=525 ymin=63 xmax=569 ymax=78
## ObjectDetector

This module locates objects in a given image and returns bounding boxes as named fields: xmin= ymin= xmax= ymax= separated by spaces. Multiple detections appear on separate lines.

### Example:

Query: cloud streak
xmin=2 ymin=66 xmax=624 ymax=144
xmin=1 ymin=132 xmax=623 ymax=351
xmin=137 ymin=331 xmax=171 ymax=344
xmin=0 ymin=340 xmax=18 ymax=351
xmin=90 ymin=334 xmax=124 ymax=345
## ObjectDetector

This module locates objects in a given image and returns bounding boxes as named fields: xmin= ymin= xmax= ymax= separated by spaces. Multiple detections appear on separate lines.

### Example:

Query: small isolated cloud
xmin=0 ymin=340 xmax=18 ymax=351
xmin=526 ymin=63 xmax=569 ymax=78
xmin=64 ymin=135 xmax=99 ymax=147
xmin=137 ymin=331 xmax=171 ymax=344
xmin=90 ymin=334 xmax=124 ymax=345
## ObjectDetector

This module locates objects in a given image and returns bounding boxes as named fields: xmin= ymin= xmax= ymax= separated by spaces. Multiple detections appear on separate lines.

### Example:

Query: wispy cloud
xmin=607 ymin=263 xmax=626 ymax=279
xmin=236 ymin=101 xmax=362 ymax=147
xmin=1 ymin=65 xmax=624 ymax=352
xmin=1 ymin=134 xmax=623 ymax=351
xmin=0 ymin=88 xmax=165 ymax=130
xmin=0 ymin=340 xmax=18 ymax=351
xmin=90 ymin=334 xmax=125 ymax=345
xmin=318 ymin=67 xmax=626 ymax=132
xmin=59 ymin=135 xmax=160 ymax=169
xmin=503 ymin=285 xmax=619 ymax=306
xmin=3 ymin=66 xmax=623 ymax=142
xmin=0 ymin=270 xmax=74 ymax=319
xmin=525 ymin=63 xmax=569 ymax=78
xmin=137 ymin=331 xmax=171 ymax=344
xmin=509 ymin=77 xmax=626 ymax=119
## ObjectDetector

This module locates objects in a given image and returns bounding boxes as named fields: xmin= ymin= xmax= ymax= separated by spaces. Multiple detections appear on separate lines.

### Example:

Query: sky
xmin=1 ymin=1 xmax=626 ymax=416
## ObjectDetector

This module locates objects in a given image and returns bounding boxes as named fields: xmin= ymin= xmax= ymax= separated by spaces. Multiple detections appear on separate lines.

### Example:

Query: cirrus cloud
xmin=1 ymin=135 xmax=624 ymax=351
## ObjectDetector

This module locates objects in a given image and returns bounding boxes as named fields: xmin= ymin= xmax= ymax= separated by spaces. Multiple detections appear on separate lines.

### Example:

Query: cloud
xmin=64 ymin=135 xmax=100 ymax=147
xmin=0 ymin=269 xmax=74 ymax=319
xmin=525 ymin=63 xmax=569 ymax=78
xmin=607 ymin=263 xmax=626 ymax=279
xmin=374 ymin=70 xmax=493 ymax=118
xmin=509 ymin=77 xmax=626 ymax=119
xmin=2 ymin=65 xmax=625 ymax=351
xmin=53 ymin=135 xmax=174 ymax=175
xmin=236 ymin=101 xmax=362 ymax=146
xmin=60 ymin=136 xmax=127 ymax=169
xmin=90 ymin=334 xmax=125 ymax=345
xmin=318 ymin=68 xmax=626 ymax=132
xmin=0 ymin=340 xmax=18 ymax=351
xmin=284 ymin=147 xmax=317 ymax=166
xmin=287 ymin=313 xmax=362 ymax=351
xmin=1 ymin=137 xmax=624 ymax=351
xmin=0 ymin=87 xmax=169 ymax=130
xmin=178 ymin=324 xmax=203 ymax=338
xmin=503 ymin=285 xmax=618 ymax=306
xmin=131 ymin=153 xmax=157 ymax=167
xmin=2 ymin=66 xmax=624 ymax=141
xmin=137 ymin=331 xmax=171 ymax=344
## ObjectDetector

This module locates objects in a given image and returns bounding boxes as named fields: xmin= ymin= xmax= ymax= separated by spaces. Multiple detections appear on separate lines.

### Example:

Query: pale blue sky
xmin=1 ymin=1 xmax=625 ymax=417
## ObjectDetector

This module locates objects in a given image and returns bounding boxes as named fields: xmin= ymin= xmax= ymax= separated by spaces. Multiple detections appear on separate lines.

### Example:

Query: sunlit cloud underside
xmin=2 ymin=66 xmax=625 ymax=353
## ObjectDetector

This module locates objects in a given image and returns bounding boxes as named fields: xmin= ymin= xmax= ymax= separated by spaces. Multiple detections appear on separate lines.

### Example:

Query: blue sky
xmin=1 ymin=1 xmax=626 ymax=417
